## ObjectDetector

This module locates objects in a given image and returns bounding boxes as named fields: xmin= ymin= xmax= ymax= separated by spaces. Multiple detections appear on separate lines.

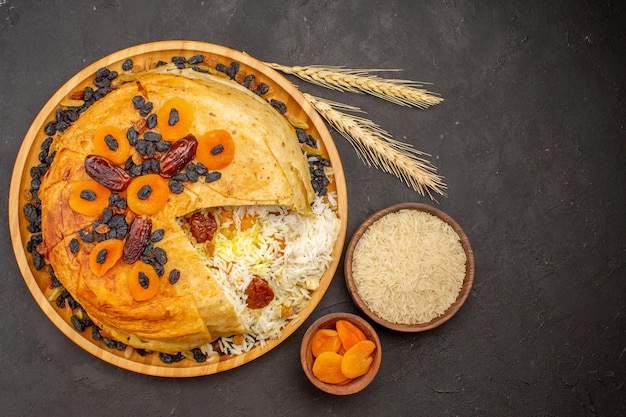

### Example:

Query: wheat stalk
xmin=266 ymin=63 xmax=443 ymax=109
xmin=304 ymin=93 xmax=446 ymax=198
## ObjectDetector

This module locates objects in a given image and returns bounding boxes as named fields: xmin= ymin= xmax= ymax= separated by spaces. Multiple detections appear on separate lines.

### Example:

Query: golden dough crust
xmin=40 ymin=69 xmax=314 ymax=353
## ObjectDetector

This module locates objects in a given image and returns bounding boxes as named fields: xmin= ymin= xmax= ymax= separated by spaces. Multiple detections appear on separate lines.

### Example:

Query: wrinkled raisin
xmin=192 ymin=347 xmax=207 ymax=363
xmin=121 ymin=58 xmax=133 ymax=71
xmin=188 ymin=54 xmax=204 ymax=65
xmin=138 ymin=271 xmax=149 ymax=289
xmin=80 ymin=189 xmax=97 ymax=201
xmin=96 ymin=249 xmax=108 ymax=264
xmin=205 ymin=171 xmax=221 ymax=183
xmin=151 ymin=229 xmax=164 ymax=242
xmin=169 ymin=179 xmax=184 ymax=194
xmin=147 ymin=113 xmax=157 ymax=129
xmin=169 ymin=269 xmax=181 ymax=285
xmin=69 ymin=238 xmax=79 ymax=254
xmin=132 ymin=95 xmax=145 ymax=109
xmin=126 ymin=126 xmax=138 ymax=146
xmin=270 ymin=99 xmax=287 ymax=114
xmin=79 ymin=229 xmax=95 ymax=243
xmin=156 ymin=140 xmax=172 ymax=152
xmin=137 ymin=185 xmax=152 ymax=200
xmin=168 ymin=108 xmax=179 ymax=126
xmin=210 ymin=144 xmax=224 ymax=155
xmin=139 ymin=102 xmax=153 ymax=117
xmin=153 ymin=247 xmax=167 ymax=265
xmin=71 ymin=315 xmax=85 ymax=332
xmin=144 ymin=131 xmax=161 ymax=142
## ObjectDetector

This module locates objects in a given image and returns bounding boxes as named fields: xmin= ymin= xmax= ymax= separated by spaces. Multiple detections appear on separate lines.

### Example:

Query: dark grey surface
xmin=2 ymin=1 xmax=625 ymax=416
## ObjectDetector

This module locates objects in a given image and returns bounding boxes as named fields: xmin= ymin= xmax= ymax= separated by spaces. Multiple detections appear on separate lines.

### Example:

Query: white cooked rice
xmin=187 ymin=194 xmax=340 ymax=355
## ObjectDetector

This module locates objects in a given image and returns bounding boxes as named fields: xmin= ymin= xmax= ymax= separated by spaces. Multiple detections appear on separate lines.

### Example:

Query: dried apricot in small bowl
xmin=301 ymin=313 xmax=381 ymax=395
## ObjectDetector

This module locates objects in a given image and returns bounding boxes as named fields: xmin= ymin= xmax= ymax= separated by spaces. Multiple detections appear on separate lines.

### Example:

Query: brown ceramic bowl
xmin=300 ymin=313 xmax=381 ymax=395
xmin=344 ymin=203 xmax=475 ymax=332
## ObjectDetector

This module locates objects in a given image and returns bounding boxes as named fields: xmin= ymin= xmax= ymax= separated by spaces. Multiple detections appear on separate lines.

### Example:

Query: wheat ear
xmin=266 ymin=63 xmax=443 ymax=109
xmin=304 ymin=93 xmax=446 ymax=198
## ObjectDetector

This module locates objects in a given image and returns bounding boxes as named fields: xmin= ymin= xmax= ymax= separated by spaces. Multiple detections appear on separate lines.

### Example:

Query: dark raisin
xmin=136 ymin=348 xmax=148 ymax=356
xmin=80 ymin=189 xmax=96 ymax=201
xmin=132 ymin=95 xmax=145 ymax=109
xmin=91 ymin=326 xmax=102 ymax=341
xmin=126 ymin=126 xmax=138 ymax=146
xmin=41 ymin=137 xmax=54 ymax=152
xmin=94 ymin=76 xmax=111 ymax=89
xmin=153 ymin=262 xmax=165 ymax=277
xmin=156 ymin=140 xmax=172 ymax=152
xmin=108 ymin=214 xmax=126 ymax=229
xmin=159 ymin=353 xmax=174 ymax=364
xmin=83 ymin=86 xmax=94 ymax=101
xmin=145 ymin=141 xmax=156 ymax=157
xmin=102 ymin=337 xmax=117 ymax=349
xmin=140 ymin=102 xmax=153 ymax=117
xmin=96 ymin=67 xmax=110 ymax=78
xmin=67 ymin=294 xmax=80 ymax=310
xmin=23 ymin=203 xmax=39 ymax=222
xmin=101 ymin=207 xmax=113 ymax=224
xmin=108 ymin=70 xmax=118 ymax=80
xmin=109 ymin=192 xmax=121 ymax=205
xmin=137 ymin=185 xmax=152 ymax=200
xmin=169 ymin=179 xmax=184 ymax=194
xmin=55 ymin=120 xmax=70 ymax=132
xmin=56 ymin=289 xmax=70 ymax=308
xmin=216 ymin=63 xmax=229 ymax=75
xmin=243 ymin=74 xmax=255 ymax=88
xmin=115 ymin=223 xmax=129 ymax=239
xmin=171 ymin=56 xmax=186 ymax=65
xmin=270 ymin=99 xmax=287 ymax=114
xmin=169 ymin=269 xmax=181 ymax=285
xmin=186 ymin=168 xmax=199 ymax=183
xmin=116 ymin=341 xmax=126 ymax=351
xmin=96 ymin=249 xmax=108 ymax=264
xmin=192 ymin=348 xmax=207 ymax=363
xmin=44 ymin=121 xmax=57 ymax=136
xmin=172 ymin=173 xmax=188 ymax=182
xmin=138 ymin=271 xmax=149 ymax=289
xmin=71 ymin=315 xmax=85 ymax=332
xmin=156 ymin=60 xmax=168 ymax=67
xmin=151 ymin=229 xmax=164 ymax=242
xmin=135 ymin=139 xmax=148 ymax=155
xmin=205 ymin=171 xmax=221 ymax=183
xmin=129 ymin=164 xmax=142 ymax=177
xmin=168 ymin=108 xmax=179 ymax=126
xmin=49 ymin=270 xmax=62 ymax=287
xmin=195 ymin=162 xmax=208 ymax=175
xmin=142 ymin=242 xmax=154 ymax=256
xmin=295 ymin=128 xmax=308 ymax=143
xmin=153 ymin=247 xmax=167 ymax=265
xmin=69 ymin=238 xmax=79 ymax=254
xmin=147 ymin=113 xmax=157 ymax=129
xmin=188 ymin=54 xmax=204 ymax=65
xmin=79 ymin=229 xmax=95 ymax=243
xmin=144 ymin=131 xmax=161 ymax=142
xmin=258 ymin=82 xmax=269 ymax=94
xmin=210 ymin=144 xmax=224 ymax=155
xmin=121 ymin=58 xmax=133 ymax=71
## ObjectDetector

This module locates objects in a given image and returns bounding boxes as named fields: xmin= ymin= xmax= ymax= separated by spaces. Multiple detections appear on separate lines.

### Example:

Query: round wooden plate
xmin=8 ymin=41 xmax=347 ymax=377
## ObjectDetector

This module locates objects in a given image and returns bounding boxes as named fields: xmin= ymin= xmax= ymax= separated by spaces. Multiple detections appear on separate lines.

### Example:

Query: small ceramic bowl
xmin=344 ymin=202 xmax=475 ymax=332
xmin=300 ymin=312 xmax=381 ymax=395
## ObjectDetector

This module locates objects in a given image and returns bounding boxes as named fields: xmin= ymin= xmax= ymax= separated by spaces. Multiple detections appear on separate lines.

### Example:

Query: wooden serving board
xmin=8 ymin=41 xmax=347 ymax=377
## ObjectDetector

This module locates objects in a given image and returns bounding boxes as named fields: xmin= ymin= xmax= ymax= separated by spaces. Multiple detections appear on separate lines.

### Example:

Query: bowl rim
xmin=344 ymin=202 xmax=475 ymax=332
xmin=300 ymin=312 xmax=382 ymax=395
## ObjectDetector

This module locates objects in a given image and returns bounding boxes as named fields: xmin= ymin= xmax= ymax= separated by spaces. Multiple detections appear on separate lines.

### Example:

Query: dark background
xmin=1 ymin=1 xmax=625 ymax=416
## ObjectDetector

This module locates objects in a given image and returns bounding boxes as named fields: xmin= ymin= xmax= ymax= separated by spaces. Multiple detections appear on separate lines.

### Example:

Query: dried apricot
xmin=336 ymin=319 xmax=367 ymax=351
xmin=93 ymin=126 xmax=131 ymax=165
xmin=127 ymin=261 xmax=160 ymax=301
xmin=197 ymin=129 xmax=235 ymax=170
xmin=312 ymin=351 xmax=351 ymax=385
xmin=88 ymin=239 xmax=124 ymax=277
xmin=156 ymin=97 xmax=194 ymax=141
xmin=341 ymin=340 xmax=376 ymax=379
xmin=68 ymin=180 xmax=111 ymax=216
xmin=126 ymin=174 xmax=169 ymax=215
xmin=311 ymin=328 xmax=342 ymax=358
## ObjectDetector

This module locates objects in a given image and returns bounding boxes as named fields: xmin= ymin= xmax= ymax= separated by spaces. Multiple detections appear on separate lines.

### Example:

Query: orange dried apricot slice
xmin=68 ymin=180 xmax=111 ymax=216
xmin=341 ymin=339 xmax=376 ymax=379
xmin=93 ymin=126 xmax=131 ymax=165
xmin=89 ymin=239 xmax=124 ymax=277
xmin=311 ymin=328 xmax=342 ymax=358
xmin=156 ymin=97 xmax=194 ymax=141
xmin=312 ymin=351 xmax=351 ymax=385
xmin=126 ymin=174 xmax=169 ymax=215
xmin=127 ymin=261 xmax=160 ymax=302
xmin=336 ymin=319 xmax=367 ymax=351
xmin=197 ymin=129 xmax=235 ymax=170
